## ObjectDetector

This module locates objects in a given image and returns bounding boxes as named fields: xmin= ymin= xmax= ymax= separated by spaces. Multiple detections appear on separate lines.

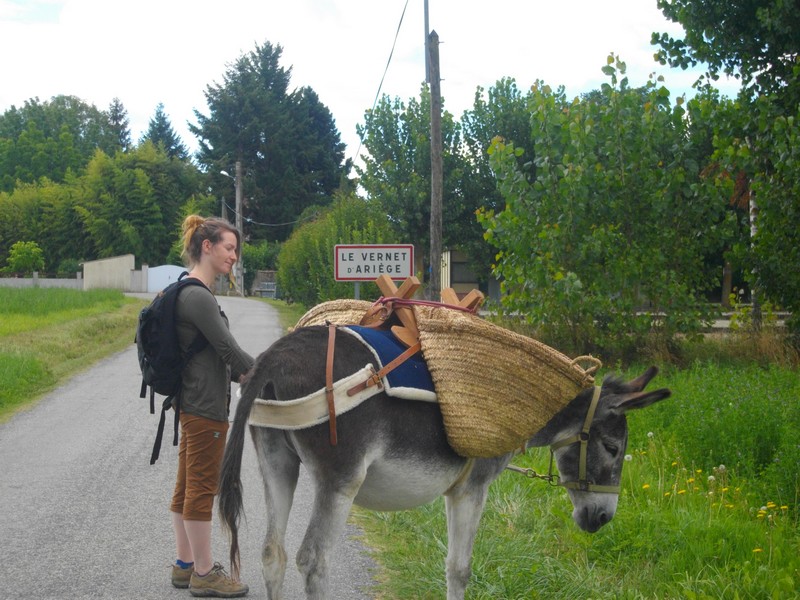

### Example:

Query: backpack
xmin=136 ymin=272 xmax=209 ymax=464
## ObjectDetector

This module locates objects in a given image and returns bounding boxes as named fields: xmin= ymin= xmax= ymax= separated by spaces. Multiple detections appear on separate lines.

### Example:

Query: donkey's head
xmin=530 ymin=366 xmax=670 ymax=533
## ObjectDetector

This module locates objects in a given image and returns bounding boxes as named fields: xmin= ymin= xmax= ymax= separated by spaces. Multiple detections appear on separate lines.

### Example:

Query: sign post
xmin=334 ymin=244 xmax=414 ymax=299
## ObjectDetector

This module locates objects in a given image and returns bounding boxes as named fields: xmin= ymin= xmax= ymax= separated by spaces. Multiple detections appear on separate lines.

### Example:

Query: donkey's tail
xmin=218 ymin=347 xmax=272 ymax=579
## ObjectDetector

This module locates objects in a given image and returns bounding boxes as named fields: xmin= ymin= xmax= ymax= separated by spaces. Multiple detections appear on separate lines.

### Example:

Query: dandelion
xmin=718 ymin=464 xmax=727 ymax=474
xmin=678 ymin=490 xmax=686 ymax=495
xmin=647 ymin=432 xmax=654 ymax=439
xmin=781 ymin=505 xmax=789 ymax=511
xmin=725 ymin=504 xmax=735 ymax=509
xmin=624 ymin=454 xmax=632 ymax=462
xmin=671 ymin=461 xmax=678 ymax=467
xmin=664 ymin=492 xmax=671 ymax=497
xmin=696 ymin=469 xmax=703 ymax=474
xmin=766 ymin=502 xmax=777 ymax=509
xmin=687 ymin=478 xmax=695 ymax=484
xmin=722 ymin=487 xmax=729 ymax=493
xmin=753 ymin=548 xmax=763 ymax=554
xmin=707 ymin=475 xmax=716 ymax=483
xmin=642 ymin=484 xmax=650 ymax=490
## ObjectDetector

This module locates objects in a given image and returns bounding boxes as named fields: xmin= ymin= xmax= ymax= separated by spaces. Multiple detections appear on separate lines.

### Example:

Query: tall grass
xmin=0 ymin=288 xmax=143 ymax=420
xmin=0 ymin=288 xmax=127 ymax=335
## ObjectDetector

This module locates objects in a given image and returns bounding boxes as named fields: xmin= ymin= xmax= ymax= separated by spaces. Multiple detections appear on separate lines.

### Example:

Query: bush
xmin=277 ymin=195 xmax=396 ymax=306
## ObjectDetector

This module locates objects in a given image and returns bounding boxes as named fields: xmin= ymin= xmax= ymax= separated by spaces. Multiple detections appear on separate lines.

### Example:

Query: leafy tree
xmin=480 ymin=57 xmax=729 ymax=356
xmin=5 ymin=241 xmax=45 ymax=275
xmin=357 ymin=88 xmax=485 ymax=286
xmin=192 ymin=41 xmax=347 ymax=243
xmin=277 ymin=194 xmax=397 ymax=306
xmin=140 ymin=103 xmax=189 ymax=160
xmin=0 ymin=95 xmax=120 ymax=191
xmin=654 ymin=0 xmax=800 ymax=330
xmin=107 ymin=97 xmax=132 ymax=152
xmin=653 ymin=0 xmax=800 ymax=106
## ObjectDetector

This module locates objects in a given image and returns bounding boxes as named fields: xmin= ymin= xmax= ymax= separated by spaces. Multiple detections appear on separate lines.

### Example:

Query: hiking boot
xmin=171 ymin=563 xmax=194 ymax=588
xmin=189 ymin=562 xmax=248 ymax=598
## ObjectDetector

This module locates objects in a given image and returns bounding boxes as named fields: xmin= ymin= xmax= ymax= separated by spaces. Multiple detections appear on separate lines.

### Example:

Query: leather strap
xmin=325 ymin=323 xmax=338 ymax=446
xmin=346 ymin=340 xmax=422 ymax=397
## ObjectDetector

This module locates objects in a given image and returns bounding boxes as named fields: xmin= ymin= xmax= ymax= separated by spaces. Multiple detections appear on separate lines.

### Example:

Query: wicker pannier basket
xmin=413 ymin=305 xmax=599 ymax=457
xmin=294 ymin=300 xmax=600 ymax=458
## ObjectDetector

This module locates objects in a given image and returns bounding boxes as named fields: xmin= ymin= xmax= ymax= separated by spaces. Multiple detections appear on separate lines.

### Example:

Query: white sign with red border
xmin=334 ymin=244 xmax=414 ymax=281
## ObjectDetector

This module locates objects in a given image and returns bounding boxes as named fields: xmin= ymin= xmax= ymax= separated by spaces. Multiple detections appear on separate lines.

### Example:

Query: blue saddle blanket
xmin=341 ymin=326 xmax=436 ymax=402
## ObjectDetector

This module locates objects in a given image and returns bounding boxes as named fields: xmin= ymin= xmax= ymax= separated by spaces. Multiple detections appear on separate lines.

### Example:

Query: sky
xmin=0 ymin=0 xmax=739 ymax=166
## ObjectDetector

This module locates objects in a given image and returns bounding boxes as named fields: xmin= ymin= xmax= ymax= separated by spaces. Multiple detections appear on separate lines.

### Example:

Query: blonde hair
xmin=181 ymin=215 xmax=241 ymax=266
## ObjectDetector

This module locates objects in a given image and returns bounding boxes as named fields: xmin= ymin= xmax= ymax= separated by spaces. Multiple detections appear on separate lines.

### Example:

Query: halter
xmin=507 ymin=386 xmax=621 ymax=495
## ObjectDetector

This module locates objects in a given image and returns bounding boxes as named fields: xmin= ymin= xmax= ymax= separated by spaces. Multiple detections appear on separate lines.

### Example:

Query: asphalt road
xmin=0 ymin=296 xmax=377 ymax=600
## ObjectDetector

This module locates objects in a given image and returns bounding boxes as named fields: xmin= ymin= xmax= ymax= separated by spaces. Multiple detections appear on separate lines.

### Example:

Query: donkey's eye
xmin=603 ymin=443 xmax=620 ymax=456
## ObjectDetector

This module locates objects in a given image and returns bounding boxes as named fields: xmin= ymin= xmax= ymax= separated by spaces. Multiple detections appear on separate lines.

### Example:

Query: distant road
xmin=0 ymin=296 xmax=376 ymax=600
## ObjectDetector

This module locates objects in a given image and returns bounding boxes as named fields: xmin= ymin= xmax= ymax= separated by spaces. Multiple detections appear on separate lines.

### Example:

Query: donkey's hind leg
xmin=296 ymin=460 xmax=367 ymax=600
xmin=251 ymin=427 xmax=300 ymax=600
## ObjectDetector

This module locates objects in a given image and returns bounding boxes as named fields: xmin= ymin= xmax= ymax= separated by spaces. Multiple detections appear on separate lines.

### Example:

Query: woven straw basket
xmin=294 ymin=299 xmax=600 ymax=458
xmin=414 ymin=305 xmax=599 ymax=457
xmin=294 ymin=299 xmax=375 ymax=329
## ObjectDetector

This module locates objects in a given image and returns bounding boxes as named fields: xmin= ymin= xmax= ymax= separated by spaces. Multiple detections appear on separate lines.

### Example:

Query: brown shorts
xmin=170 ymin=412 xmax=229 ymax=521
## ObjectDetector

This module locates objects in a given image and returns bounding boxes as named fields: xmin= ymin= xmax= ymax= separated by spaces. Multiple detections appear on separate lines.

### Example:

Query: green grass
xmin=353 ymin=361 xmax=800 ymax=599
xmin=0 ymin=288 xmax=145 ymax=421
xmin=255 ymin=297 xmax=308 ymax=331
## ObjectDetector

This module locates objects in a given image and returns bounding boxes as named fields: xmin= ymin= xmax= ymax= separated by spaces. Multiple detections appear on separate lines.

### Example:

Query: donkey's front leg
xmin=443 ymin=478 xmax=492 ymax=600
xmin=296 ymin=462 xmax=366 ymax=599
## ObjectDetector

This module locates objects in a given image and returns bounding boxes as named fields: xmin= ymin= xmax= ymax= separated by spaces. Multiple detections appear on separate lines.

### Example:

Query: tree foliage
xmin=356 ymin=87 xmax=491 ymax=283
xmin=4 ymin=241 xmax=45 ymax=275
xmin=480 ymin=57 xmax=732 ymax=355
xmin=653 ymin=0 xmax=800 ymax=106
xmin=0 ymin=95 xmax=121 ymax=192
xmin=140 ymin=103 xmax=189 ymax=160
xmin=192 ymin=41 xmax=347 ymax=243
xmin=0 ymin=145 xmax=211 ymax=272
xmin=277 ymin=195 xmax=397 ymax=306
xmin=107 ymin=97 xmax=132 ymax=153
xmin=654 ymin=0 xmax=800 ymax=331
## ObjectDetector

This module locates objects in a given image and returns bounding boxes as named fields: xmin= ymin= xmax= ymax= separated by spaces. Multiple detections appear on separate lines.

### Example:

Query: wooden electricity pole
xmin=428 ymin=29 xmax=443 ymax=300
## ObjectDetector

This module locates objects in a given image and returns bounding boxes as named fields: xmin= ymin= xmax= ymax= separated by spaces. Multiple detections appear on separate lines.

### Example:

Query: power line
xmin=222 ymin=200 xmax=319 ymax=228
xmin=352 ymin=0 xmax=411 ymax=164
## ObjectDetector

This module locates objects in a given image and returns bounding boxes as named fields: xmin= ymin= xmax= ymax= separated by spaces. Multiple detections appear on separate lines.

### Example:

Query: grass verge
xmin=0 ymin=290 xmax=145 ymax=422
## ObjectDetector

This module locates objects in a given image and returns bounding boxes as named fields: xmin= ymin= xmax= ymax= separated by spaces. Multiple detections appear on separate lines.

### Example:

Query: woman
xmin=169 ymin=215 xmax=254 ymax=597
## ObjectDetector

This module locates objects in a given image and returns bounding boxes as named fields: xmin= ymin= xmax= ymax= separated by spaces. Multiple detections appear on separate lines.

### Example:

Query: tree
xmin=107 ymin=97 xmax=132 ymax=153
xmin=480 ymin=57 xmax=729 ymax=356
xmin=277 ymin=194 xmax=397 ymax=306
xmin=0 ymin=95 xmax=120 ymax=191
xmin=192 ymin=41 xmax=347 ymax=243
xmin=357 ymin=88 xmax=485 ymax=286
xmin=5 ymin=241 xmax=45 ymax=275
xmin=140 ymin=103 xmax=189 ymax=161
xmin=654 ymin=0 xmax=800 ymax=330
xmin=652 ymin=0 xmax=800 ymax=106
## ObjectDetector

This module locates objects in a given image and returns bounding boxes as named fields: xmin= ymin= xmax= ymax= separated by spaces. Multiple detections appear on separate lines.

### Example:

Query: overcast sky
xmin=1 ymin=0 xmax=739 ymax=165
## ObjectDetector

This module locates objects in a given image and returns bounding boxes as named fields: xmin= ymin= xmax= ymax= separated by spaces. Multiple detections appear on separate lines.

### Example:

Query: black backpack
xmin=136 ymin=272 xmax=209 ymax=464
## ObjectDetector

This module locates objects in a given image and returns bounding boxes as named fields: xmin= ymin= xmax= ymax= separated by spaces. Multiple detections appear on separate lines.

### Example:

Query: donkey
xmin=219 ymin=325 xmax=671 ymax=600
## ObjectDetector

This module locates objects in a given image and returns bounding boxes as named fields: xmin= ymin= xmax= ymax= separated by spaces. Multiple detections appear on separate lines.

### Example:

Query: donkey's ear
xmin=609 ymin=388 xmax=671 ymax=413
xmin=627 ymin=366 xmax=659 ymax=392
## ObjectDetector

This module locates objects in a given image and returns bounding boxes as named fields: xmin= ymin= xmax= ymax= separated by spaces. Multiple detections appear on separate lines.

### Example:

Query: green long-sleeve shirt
xmin=175 ymin=284 xmax=254 ymax=422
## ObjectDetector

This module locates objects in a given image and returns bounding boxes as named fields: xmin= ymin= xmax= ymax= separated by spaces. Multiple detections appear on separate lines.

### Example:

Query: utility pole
xmin=428 ymin=29 xmax=443 ymax=301
xmin=234 ymin=159 xmax=244 ymax=296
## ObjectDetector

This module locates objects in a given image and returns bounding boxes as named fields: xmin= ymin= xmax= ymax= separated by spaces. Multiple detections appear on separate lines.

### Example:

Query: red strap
xmin=325 ymin=323 xmax=338 ymax=446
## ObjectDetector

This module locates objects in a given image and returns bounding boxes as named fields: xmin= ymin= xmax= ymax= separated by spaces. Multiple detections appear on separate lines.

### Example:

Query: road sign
xmin=334 ymin=244 xmax=414 ymax=281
